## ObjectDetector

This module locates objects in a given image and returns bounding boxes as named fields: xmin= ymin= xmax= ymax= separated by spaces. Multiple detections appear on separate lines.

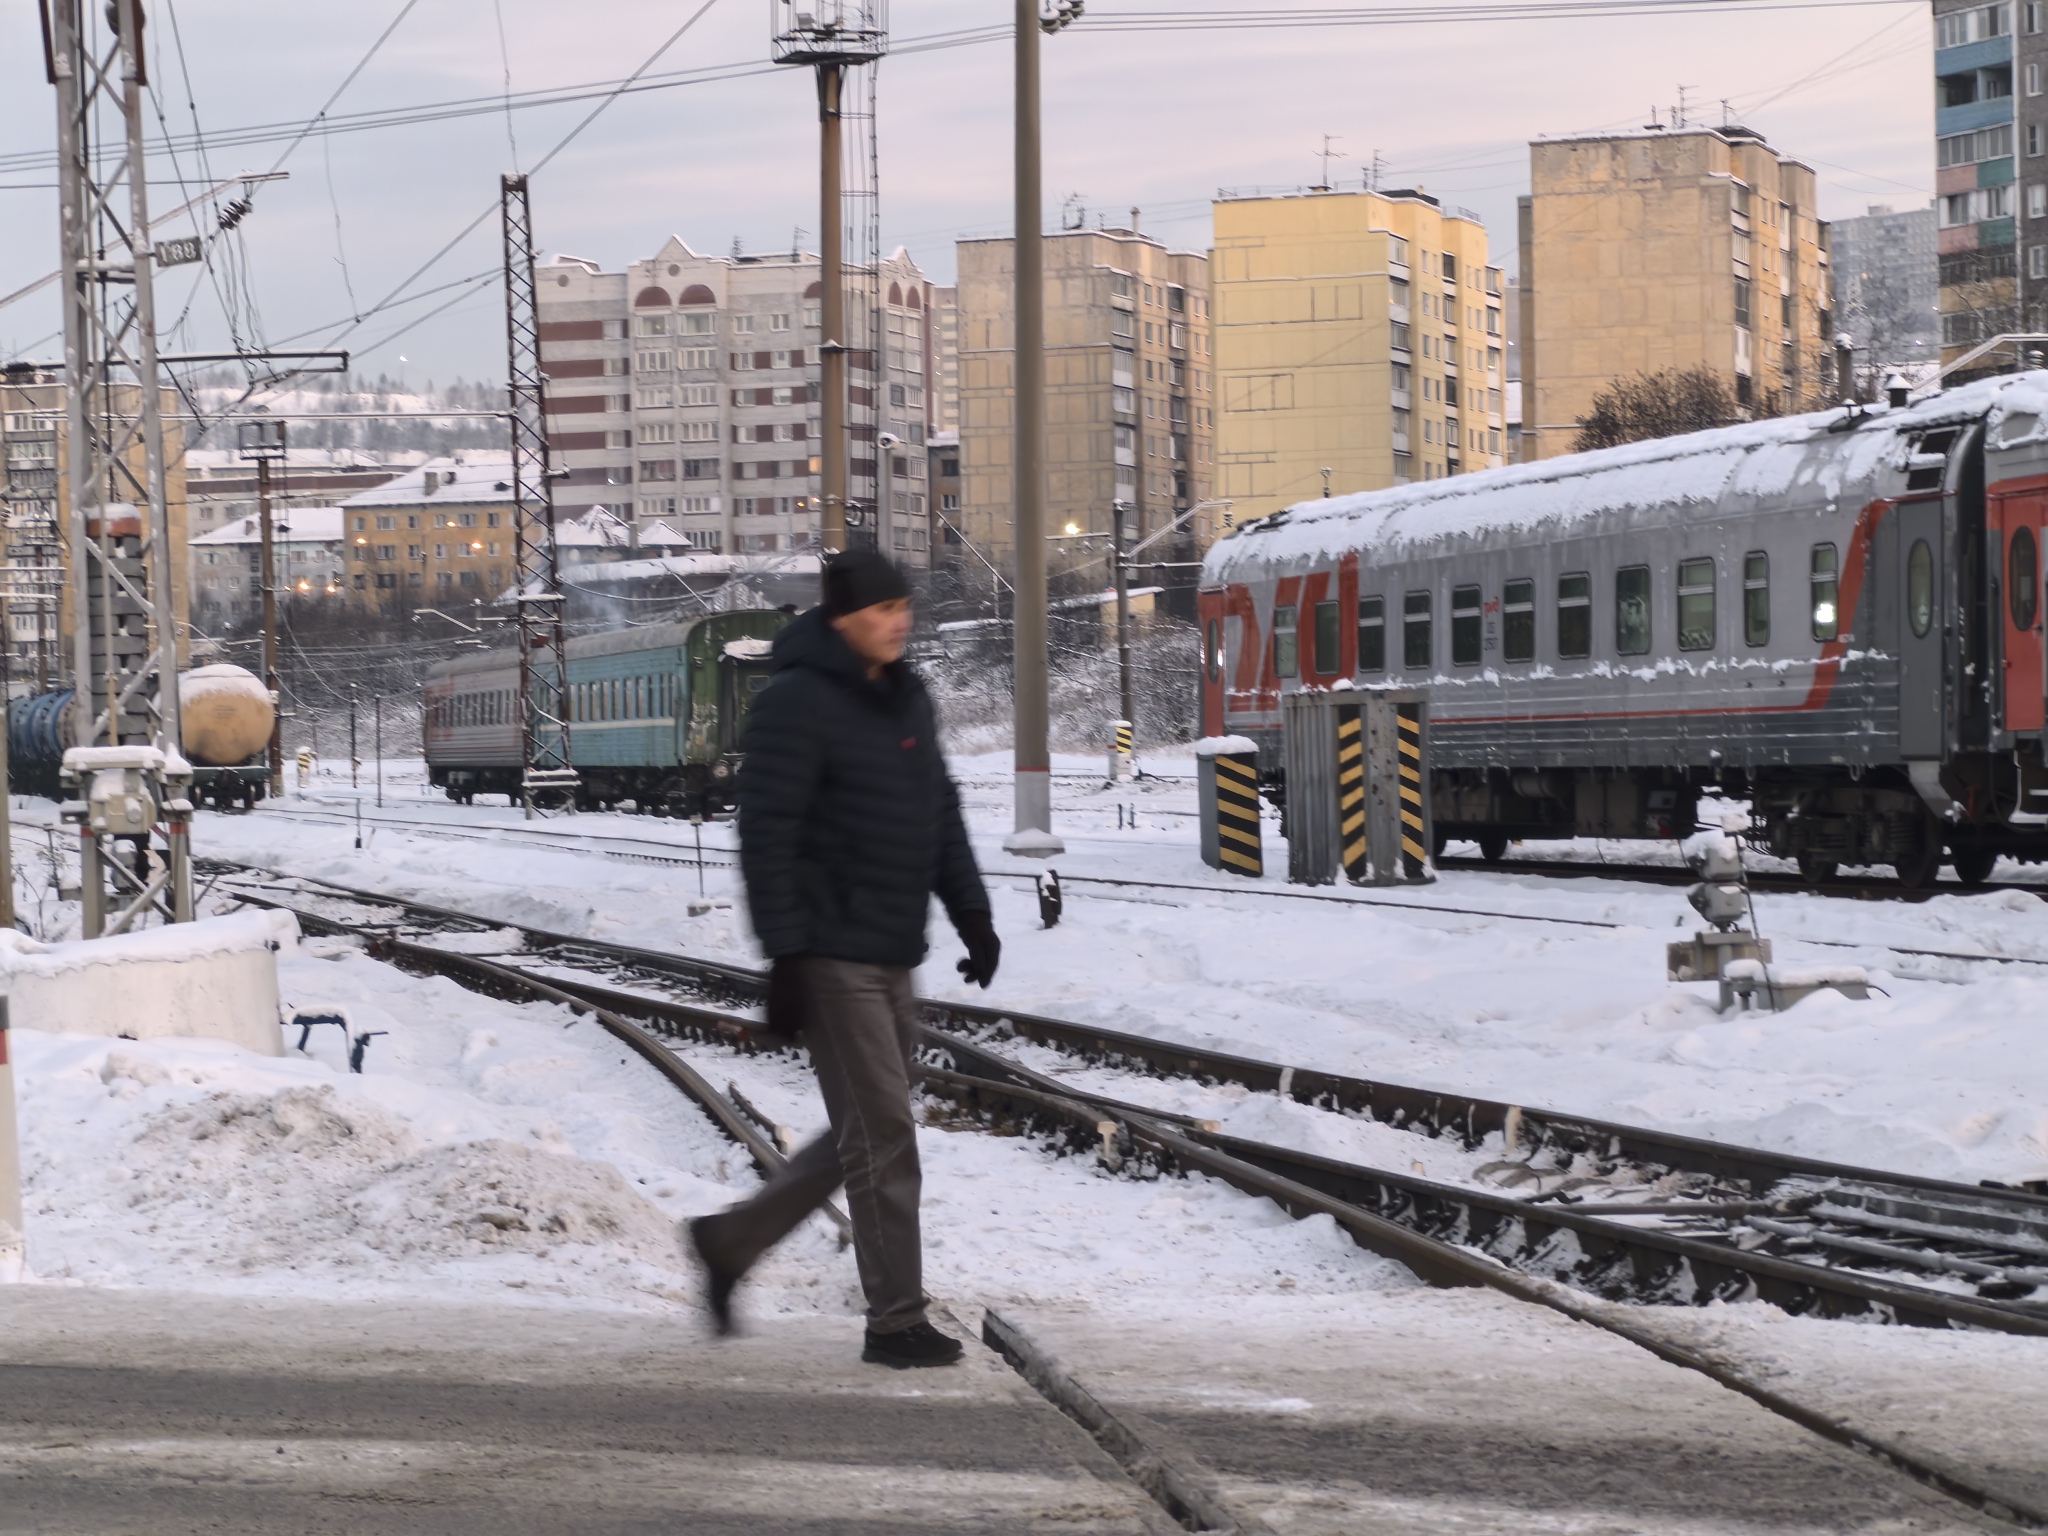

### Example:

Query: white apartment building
xmin=189 ymin=506 xmax=348 ymax=633
xmin=537 ymin=240 xmax=943 ymax=565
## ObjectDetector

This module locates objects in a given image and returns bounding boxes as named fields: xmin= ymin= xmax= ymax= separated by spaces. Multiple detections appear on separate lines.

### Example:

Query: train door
xmin=1897 ymin=499 xmax=1946 ymax=759
xmin=1197 ymin=587 xmax=1224 ymax=737
xmin=1989 ymin=488 xmax=2047 ymax=733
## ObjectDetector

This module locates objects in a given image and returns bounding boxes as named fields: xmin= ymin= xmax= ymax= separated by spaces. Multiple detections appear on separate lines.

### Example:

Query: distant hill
xmin=180 ymin=369 xmax=505 ymax=456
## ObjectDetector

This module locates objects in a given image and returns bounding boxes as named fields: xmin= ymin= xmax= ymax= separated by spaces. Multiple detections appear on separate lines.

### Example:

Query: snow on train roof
xmin=1203 ymin=372 xmax=2048 ymax=581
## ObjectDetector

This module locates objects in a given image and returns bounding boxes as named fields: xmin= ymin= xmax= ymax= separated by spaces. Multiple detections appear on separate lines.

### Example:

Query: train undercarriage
xmin=1426 ymin=753 xmax=2048 ymax=888
xmin=430 ymin=759 xmax=742 ymax=817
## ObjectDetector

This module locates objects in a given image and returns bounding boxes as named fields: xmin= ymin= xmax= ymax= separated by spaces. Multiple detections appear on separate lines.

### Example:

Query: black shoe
xmin=687 ymin=1218 xmax=741 ymax=1336
xmin=861 ymin=1321 xmax=964 ymax=1369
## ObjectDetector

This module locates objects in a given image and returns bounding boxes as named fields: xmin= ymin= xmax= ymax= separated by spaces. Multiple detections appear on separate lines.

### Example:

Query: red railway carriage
xmin=1199 ymin=373 xmax=2048 ymax=886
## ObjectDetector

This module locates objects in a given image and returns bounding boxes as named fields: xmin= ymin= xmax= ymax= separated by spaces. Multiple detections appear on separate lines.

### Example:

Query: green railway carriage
xmin=423 ymin=610 xmax=786 ymax=813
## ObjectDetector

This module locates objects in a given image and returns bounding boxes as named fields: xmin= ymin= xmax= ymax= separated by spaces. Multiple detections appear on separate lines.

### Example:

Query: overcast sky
xmin=0 ymin=0 xmax=1933 ymax=390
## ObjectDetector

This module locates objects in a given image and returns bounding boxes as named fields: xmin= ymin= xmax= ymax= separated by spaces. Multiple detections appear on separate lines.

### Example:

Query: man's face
xmin=831 ymin=596 xmax=913 ymax=669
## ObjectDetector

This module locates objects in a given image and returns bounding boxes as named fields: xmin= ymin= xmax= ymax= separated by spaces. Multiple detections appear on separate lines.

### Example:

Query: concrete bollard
xmin=0 ymin=997 xmax=22 ymax=1278
xmin=1195 ymin=736 xmax=1262 ymax=876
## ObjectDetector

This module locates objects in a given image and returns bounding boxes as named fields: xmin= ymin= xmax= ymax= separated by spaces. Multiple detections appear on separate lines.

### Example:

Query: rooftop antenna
xmin=1061 ymin=191 xmax=1087 ymax=230
xmin=1314 ymin=133 xmax=1345 ymax=191
xmin=1721 ymin=97 xmax=1732 ymax=126
xmin=791 ymin=224 xmax=805 ymax=259
xmin=1367 ymin=148 xmax=1386 ymax=191
xmin=1676 ymin=85 xmax=1693 ymax=128
xmin=1644 ymin=105 xmax=1664 ymax=130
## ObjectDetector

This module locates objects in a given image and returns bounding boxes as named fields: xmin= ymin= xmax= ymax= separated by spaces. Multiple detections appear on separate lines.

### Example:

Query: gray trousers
xmin=694 ymin=957 xmax=928 ymax=1333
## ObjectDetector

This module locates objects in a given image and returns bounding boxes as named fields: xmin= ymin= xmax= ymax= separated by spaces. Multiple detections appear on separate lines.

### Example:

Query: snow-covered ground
xmin=8 ymin=754 xmax=2048 ymax=1525
xmin=99 ymin=750 xmax=2048 ymax=1190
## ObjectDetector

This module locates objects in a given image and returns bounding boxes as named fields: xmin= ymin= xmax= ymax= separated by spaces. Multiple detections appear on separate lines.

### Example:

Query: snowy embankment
xmin=160 ymin=752 xmax=2048 ymax=1189
xmin=11 ymin=912 xmax=1401 ymax=1319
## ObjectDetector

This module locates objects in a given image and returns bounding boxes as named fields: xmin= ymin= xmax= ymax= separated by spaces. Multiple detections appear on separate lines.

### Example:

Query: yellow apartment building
xmin=1209 ymin=187 xmax=1505 ymax=527
xmin=955 ymin=227 xmax=1214 ymax=580
xmin=1518 ymin=125 xmax=1834 ymax=461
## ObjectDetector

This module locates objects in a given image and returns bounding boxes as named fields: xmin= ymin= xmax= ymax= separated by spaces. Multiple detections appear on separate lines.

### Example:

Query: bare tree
xmin=1572 ymin=367 xmax=1740 ymax=452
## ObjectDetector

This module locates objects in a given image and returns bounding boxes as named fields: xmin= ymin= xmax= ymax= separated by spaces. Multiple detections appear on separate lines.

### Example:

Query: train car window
xmin=1312 ymin=600 xmax=1340 ymax=675
xmin=1615 ymin=565 xmax=1651 ymax=655
xmin=1908 ymin=540 xmax=1934 ymax=638
xmin=1403 ymin=590 xmax=1432 ymax=669
xmin=1502 ymin=578 xmax=1535 ymax=661
xmin=1272 ymin=605 xmax=1299 ymax=678
xmin=1451 ymin=585 xmax=1483 ymax=665
xmin=1557 ymin=573 xmax=1591 ymax=657
xmin=1676 ymin=558 xmax=1715 ymax=650
xmin=1743 ymin=552 xmax=1769 ymax=645
xmin=1358 ymin=596 xmax=1385 ymax=671
xmin=2012 ymin=526 xmax=2039 ymax=631
xmin=1204 ymin=619 xmax=1222 ymax=682
xmin=1811 ymin=544 xmax=1839 ymax=641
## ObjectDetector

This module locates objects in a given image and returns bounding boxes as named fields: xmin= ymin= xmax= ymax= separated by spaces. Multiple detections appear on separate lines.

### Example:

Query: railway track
xmin=200 ymin=859 xmax=2048 ymax=1528
xmin=1438 ymin=850 xmax=2048 ymax=903
xmin=224 ymin=802 xmax=2048 ymax=969
xmin=204 ymin=858 xmax=2048 ymax=1330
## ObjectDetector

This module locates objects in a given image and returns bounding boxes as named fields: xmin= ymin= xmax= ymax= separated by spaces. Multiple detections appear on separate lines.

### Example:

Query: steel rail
xmin=227 ymin=880 xmax=2048 ymax=1528
xmin=205 ymin=860 xmax=2048 ymax=1210
xmin=229 ymin=877 xmax=2048 ymax=1331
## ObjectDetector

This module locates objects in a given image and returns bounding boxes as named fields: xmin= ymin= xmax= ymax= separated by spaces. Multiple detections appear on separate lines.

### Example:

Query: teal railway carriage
xmin=423 ymin=610 xmax=786 ymax=813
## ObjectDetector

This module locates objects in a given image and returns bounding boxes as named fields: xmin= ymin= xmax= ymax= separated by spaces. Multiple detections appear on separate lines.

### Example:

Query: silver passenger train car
xmin=1199 ymin=372 xmax=2048 ymax=886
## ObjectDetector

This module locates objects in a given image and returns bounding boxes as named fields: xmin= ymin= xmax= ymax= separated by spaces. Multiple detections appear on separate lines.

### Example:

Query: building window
xmin=1811 ymin=543 xmax=1840 ymax=641
xmin=1358 ymin=595 xmax=1385 ymax=671
xmin=635 ymin=314 xmax=668 ymax=337
xmin=1733 ymin=278 xmax=1752 ymax=330
xmin=1403 ymin=590 xmax=1432 ymax=669
xmin=1743 ymin=551 xmax=1770 ymax=646
xmin=2028 ymin=0 xmax=2043 ymax=31
xmin=2030 ymin=61 xmax=2043 ymax=94
xmin=375 ymin=514 xmax=396 ymax=530
xmin=2034 ymin=124 xmax=2047 ymax=157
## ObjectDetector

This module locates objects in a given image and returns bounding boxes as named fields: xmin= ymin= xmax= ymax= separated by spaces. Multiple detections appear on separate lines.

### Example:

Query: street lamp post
xmin=1005 ymin=0 xmax=1083 ymax=858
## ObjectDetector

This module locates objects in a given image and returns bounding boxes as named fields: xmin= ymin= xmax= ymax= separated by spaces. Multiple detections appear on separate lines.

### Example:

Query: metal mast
xmin=501 ymin=173 xmax=577 ymax=818
xmin=771 ymin=2 xmax=888 ymax=562
xmin=44 ymin=0 xmax=193 ymax=934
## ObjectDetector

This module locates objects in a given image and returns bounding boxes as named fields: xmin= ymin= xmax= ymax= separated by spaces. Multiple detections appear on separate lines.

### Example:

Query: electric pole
xmin=238 ymin=420 xmax=286 ymax=799
xmin=1111 ymin=498 xmax=1134 ymax=745
xmin=1006 ymin=0 xmax=1083 ymax=857
xmin=772 ymin=4 xmax=888 ymax=563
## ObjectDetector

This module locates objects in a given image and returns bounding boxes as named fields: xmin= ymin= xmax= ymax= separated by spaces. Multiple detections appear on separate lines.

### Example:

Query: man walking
xmin=689 ymin=549 xmax=1000 ymax=1368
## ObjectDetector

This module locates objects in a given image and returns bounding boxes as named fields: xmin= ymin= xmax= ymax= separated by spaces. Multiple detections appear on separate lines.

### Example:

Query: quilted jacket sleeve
xmin=737 ymin=673 xmax=824 ymax=958
xmin=928 ymin=694 xmax=990 ymax=927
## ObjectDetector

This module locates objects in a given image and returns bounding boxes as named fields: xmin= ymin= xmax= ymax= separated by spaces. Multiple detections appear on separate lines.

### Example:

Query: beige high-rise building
xmin=955 ymin=228 xmax=1214 ymax=579
xmin=1518 ymin=125 xmax=1834 ymax=461
xmin=1210 ymin=188 xmax=1504 ymax=525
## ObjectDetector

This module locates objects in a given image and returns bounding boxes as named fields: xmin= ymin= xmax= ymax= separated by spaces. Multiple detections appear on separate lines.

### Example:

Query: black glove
xmin=954 ymin=911 xmax=1000 ymax=989
xmin=760 ymin=957 xmax=809 ymax=1045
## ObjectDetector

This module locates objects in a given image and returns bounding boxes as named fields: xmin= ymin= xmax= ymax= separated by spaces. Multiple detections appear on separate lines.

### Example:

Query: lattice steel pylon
xmin=43 ymin=0 xmax=193 ymax=935
xmin=500 ymin=173 xmax=577 ymax=818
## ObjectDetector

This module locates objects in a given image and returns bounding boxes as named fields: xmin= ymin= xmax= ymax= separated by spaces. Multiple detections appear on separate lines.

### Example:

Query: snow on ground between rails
xmin=177 ymin=754 xmax=2048 ymax=1191
xmin=10 ymin=923 xmax=1408 ymax=1317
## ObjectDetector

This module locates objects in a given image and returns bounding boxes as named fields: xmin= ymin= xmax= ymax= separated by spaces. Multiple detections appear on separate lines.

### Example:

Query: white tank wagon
xmin=4 ymin=665 xmax=274 ymax=809
xmin=1199 ymin=372 xmax=2048 ymax=886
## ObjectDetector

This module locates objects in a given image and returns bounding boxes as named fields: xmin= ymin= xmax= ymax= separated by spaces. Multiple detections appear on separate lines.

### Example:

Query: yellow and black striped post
xmin=1113 ymin=720 xmax=1133 ymax=756
xmin=1337 ymin=705 xmax=1368 ymax=882
xmin=1209 ymin=752 xmax=1263 ymax=876
xmin=1395 ymin=701 xmax=1427 ymax=880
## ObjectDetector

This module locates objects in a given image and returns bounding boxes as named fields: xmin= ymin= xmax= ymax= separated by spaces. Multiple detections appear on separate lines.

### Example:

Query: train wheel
xmin=1893 ymin=813 xmax=1942 ymax=890
xmin=1477 ymin=831 xmax=1509 ymax=863
xmin=1949 ymin=845 xmax=1998 ymax=887
xmin=1796 ymin=853 xmax=1838 ymax=886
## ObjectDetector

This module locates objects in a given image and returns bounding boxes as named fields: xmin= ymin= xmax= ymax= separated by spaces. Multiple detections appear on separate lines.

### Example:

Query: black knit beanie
xmin=822 ymin=547 xmax=912 ymax=616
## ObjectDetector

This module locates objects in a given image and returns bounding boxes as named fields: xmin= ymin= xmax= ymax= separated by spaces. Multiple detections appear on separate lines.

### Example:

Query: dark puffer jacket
xmin=737 ymin=607 xmax=988 ymax=967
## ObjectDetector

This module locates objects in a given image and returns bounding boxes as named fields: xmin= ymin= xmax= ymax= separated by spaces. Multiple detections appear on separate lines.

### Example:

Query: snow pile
xmin=122 ymin=1085 xmax=680 ymax=1273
